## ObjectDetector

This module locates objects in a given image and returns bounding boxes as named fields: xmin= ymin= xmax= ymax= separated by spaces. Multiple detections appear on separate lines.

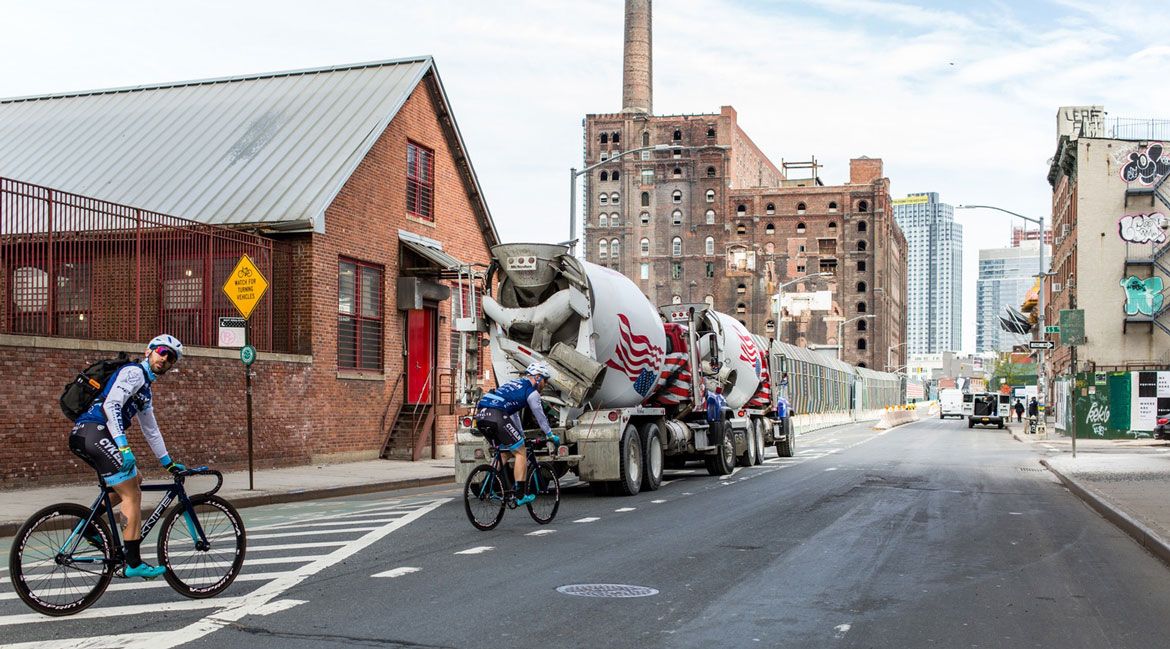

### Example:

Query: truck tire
xmin=776 ymin=417 xmax=795 ymax=458
xmin=753 ymin=419 xmax=766 ymax=465
xmin=968 ymin=418 xmax=974 ymax=428
xmin=705 ymin=422 xmax=735 ymax=476
xmin=613 ymin=424 xmax=642 ymax=496
xmin=737 ymin=423 xmax=755 ymax=468
xmin=640 ymin=423 xmax=664 ymax=492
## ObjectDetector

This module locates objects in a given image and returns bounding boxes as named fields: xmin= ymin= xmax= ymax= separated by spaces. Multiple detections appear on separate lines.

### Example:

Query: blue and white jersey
xmin=75 ymin=360 xmax=169 ymax=460
xmin=476 ymin=378 xmax=537 ymax=415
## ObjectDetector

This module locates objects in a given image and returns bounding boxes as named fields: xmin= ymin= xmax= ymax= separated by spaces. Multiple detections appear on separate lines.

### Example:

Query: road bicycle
xmin=8 ymin=466 xmax=246 ymax=616
xmin=463 ymin=436 xmax=560 ymax=531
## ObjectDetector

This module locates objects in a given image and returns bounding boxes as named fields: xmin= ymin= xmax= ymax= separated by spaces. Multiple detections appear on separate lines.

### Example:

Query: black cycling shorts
xmin=474 ymin=408 xmax=524 ymax=451
xmin=69 ymin=422 xmax=137 ymax=486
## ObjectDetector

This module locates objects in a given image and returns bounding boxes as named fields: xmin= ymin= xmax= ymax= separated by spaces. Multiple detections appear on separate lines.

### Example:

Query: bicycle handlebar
xmin=174 ymin=466 xmax=223 ymax=496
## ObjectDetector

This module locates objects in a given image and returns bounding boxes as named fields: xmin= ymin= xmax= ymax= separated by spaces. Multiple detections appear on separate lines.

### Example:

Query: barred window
xmin=406 ymin=142 xmax=434 ymax=221
xmin=338 ymin=259 xmax=384 ymax=371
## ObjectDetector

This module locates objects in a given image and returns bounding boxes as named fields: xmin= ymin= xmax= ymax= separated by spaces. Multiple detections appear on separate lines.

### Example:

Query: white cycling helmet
xmin=147 ymin=334 xmax=184 ymax=360
xmin=525 ymin=361 xmax=553 ymax=380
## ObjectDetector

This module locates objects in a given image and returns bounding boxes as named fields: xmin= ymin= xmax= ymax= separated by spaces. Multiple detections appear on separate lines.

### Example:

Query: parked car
xmin=1156 ymin=417 xmax=1169 ymax=441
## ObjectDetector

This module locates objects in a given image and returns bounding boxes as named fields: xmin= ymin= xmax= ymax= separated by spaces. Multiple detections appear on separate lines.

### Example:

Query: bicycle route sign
xmin=222 ymin=254 xmax=269 ymax=320
xmin=240 ymin=344 xmax=257 ymax=366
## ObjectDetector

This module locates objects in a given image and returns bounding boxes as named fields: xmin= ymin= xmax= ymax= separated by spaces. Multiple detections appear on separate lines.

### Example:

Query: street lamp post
xmin=773 ymin=272 xmax=833 ymax=343
xmin=888 ymin=341 xmax=910 ymax=373
xmin=570 ymin=143 xmax=724 ymax=257
xmin=956 ymin=205 xmax=1050 ymax=420
xmin=838 ymin=314 xmax=876 ymax=360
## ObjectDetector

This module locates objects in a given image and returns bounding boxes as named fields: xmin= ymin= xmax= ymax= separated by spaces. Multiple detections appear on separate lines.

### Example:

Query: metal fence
xmin=1104 ymin=117 xmax=1170 ymax=141
xmin=0 ymin=177 xmax=294 ymax=352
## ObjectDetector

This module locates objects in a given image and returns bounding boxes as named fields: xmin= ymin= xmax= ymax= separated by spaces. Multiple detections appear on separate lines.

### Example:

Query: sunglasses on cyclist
xmin=153 ymin=346 xmax=179 ymax=362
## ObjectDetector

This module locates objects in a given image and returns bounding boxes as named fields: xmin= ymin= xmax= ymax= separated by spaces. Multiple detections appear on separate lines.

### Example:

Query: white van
xmin=939 ymin=389 xmax=964 ymax=419
xmin=968 ymin=392 xmax=1012 ymax=429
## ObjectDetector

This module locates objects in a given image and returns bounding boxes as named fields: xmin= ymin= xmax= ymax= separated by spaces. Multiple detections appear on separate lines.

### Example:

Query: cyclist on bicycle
xmin=68 ymin=334 xmax=186 ymax=579
xmin=474 ymin=361 xmax=557 ymax=506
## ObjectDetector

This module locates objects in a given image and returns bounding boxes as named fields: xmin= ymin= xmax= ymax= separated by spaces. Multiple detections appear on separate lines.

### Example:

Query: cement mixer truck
xmin=454 ymin=243 xmax=793 ymax=496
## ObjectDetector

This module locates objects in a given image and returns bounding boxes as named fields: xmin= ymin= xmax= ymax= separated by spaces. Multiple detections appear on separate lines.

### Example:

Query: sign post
xmin=1060 ymin=308 xmax=1084 ymax=457
xmin=221 ymin=255 xmax=269 ymax=490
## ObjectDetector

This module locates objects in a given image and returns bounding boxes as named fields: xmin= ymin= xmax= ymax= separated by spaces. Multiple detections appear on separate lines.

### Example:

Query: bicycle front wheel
xmin=526 ymin=463 xmax=560 ymax=524
xmin=464 ymin=465 xmax=506 ymax=531
xmin=9 ymin=503 xmax=114 ymax=616
xmin=158 ymin=494 xmax=246 ymax=599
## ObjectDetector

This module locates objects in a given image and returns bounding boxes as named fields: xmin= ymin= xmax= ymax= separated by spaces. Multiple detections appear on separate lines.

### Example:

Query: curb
xmin=1040 ymin=459 xmax=1170 ymax=568
xmin=0 ymin=474 xmax=455 ymax=539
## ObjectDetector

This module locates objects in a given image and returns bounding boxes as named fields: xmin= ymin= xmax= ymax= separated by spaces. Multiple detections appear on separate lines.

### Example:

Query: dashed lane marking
xmin=573 ymin=517 xmax=601 ymax=523
xmin=614 ymin=507 xmax=636 ymax=512
xmin=371 ymin=567 xmax=421 ymax=578
xmin=651 ymin=499 xmax=666 ymax=504
xmin=526 ymin=529 xmax=557 ymax=536
xmin=454 ymin=546 xmax=494 ymax=555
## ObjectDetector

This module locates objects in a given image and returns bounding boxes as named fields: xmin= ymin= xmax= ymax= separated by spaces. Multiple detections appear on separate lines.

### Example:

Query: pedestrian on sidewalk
xmin=1028 ymin=397 xmax=1039 ymax=420
xmin=1014 ymin=399 xmax=1025 ymax=423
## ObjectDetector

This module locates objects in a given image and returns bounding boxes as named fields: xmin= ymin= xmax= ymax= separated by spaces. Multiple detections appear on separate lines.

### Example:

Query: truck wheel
xmin=737 ymin=423 xmax=755 ymax=468
xmin=753 ymin=419 xmax=766 ymax=465
xmin=613 ymin=424 xmax=642 ymax=496
xmin=776 ymin=418 xmax=795 ymax=458
xmin=968 ymin=419 xmax=975 ymax=428
xmin=640 ymin=423 xmax=663 ymax=492
xmin=705 ymin=422 xmax=735 ymax=476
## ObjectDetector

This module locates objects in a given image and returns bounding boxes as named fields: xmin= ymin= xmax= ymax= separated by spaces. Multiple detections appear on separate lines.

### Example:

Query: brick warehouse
xmin=583 ymin=0 xmax=907 ymax=370
xmin=0 ymin=58 xmax=498 ymax=486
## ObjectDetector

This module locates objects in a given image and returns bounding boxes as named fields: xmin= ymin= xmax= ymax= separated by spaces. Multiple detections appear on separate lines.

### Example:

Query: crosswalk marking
xmin=249 ymin=516 xmax=405 ymax=532
xmin=0 ymin=571 xmax=295 ymax=602
xmin=247 ymin=526 xmax=382 ymax=540
xmin=245 ymin=541 xmax=348 ymax=553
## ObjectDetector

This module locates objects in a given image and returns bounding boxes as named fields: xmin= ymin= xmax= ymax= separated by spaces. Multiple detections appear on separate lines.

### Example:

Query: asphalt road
xmin=5 ymin=417 xmax=1170 ymax=648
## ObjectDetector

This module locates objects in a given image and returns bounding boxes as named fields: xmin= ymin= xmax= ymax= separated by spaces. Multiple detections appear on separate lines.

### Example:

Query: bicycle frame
xmin=59 ymin=468 xmax=220 ymax=567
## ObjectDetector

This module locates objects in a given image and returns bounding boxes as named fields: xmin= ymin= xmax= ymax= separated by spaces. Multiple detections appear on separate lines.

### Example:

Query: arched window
xmin=599 ymin=193 xmax=608 ymax=205
xmin=857 ymin=301 xmax=867 ymax=313
xmin=672 ymin=295 xmax=682 ymax=304
xmin=857 ymin=260 xmax=866 ymax=272
xmin=610 ymin=238 xmax=620 ymax=257
xmin=640 ymin=238 xmax=650 ymax=255
xmin=765 ymin=242 xmax=775 ymax=254
xmin=672 ymin=167 xmax=682 ymax=178
xmin=858 ymin=220 xmax=867 ymax=232
xmin=601 ymin=152 xmax=608 ymax=161
xmin=641 ymin=192 xmax=650 ymax=207
xmin=828 ymin=221 xmax=837 ymax=231
xmin=859 ymin=200 xmax=869 ymax=212
xmin=707 ymin=127 xmax=716 ymax=137
xmin=736 ymin=283 xmax=747 ymax=295
xmin=706 ymin=166 xmax=716 ymax=178
xmin=857 ymin=281 xmax=867 ymax=292
xmin=766 ymin=203 xmax=775 ymax=215
xmin=828 ymin=201 xmax=838 ymax=212
xmin=857 ymin=338 xmax=867 ymax=351
xmin=672 ymin=129 xmax=682 ymax=141
xmin=672 ymin=190 xmax=683 ymax=203
xmin=736 ymin=303 xmax=747 ymax=314
xmin=857 ymin=319 xmax=867 ymax=332
xmin=858 ymin=362 xmax=867 ymax=368
xmin=705 ymin=209 xmax=716 ymax=224
xmin=736 ymin=224 xmax=747 ymax=235
xmin=642 ymin=131 xmax=650 ymax=147
xmin=640 ymin=212 xmax=650 ymax=225
xmin=599 ymin=213 xmax=608 ymax=228
xmin=704 ymin=294 xmax=715 ymax=307
xmin=612 ymin=170 xmax=620 ymax=181
xmin=599 ymin=239 xmax=608 ymax=258
xmin=610 ymin=213 xmax=620 ymax=227
xmin=600 ymin=171 xmax=609 ymax=182
xmin=706 ymin=189 xmax=716 ymax=203
xmin=705 ymin=236 xmax=715 ymax=255
xmin=857 ymin=240 xmax=868 ymax=251
xmin=672 ymin=237 xmax=683 ymax=256
xmin=672 ymin=209 xmax=683 ymax=225
xmin=797 ymin=202 xmax=807 ymax=214
xmin=765 ymin=319 xmax=775 ymax=333
xmin=736 ymin=204 xmax=747 ymax=216
xmin=610 ymin=192 xmax=620 ymax=205
xmin=796 ymin=222 xmax=806 ymax=234
xmin=612 ymin=131 xmax=620 ymax=144
xmin=765 ymin=223 xmax=775 ymax=235
xmin=600 ymin=132 xmax=608 ymax=144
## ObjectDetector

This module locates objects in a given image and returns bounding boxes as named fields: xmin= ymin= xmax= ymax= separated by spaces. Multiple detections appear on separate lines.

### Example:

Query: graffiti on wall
xmin=1085 ymin=397 xmax=1110 ymax=437
xmin=1118 ymin=213 xmax=1169 ymax=244
xmin=1121 ymin=275 xmax=1165 ymax=316
xmin=1119 ymin=143 xmax=1170 ymax=185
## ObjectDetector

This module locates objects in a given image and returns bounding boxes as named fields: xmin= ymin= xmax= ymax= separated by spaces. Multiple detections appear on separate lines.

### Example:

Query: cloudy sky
xmin=3 ymin=0 xmax=1167 ymax=351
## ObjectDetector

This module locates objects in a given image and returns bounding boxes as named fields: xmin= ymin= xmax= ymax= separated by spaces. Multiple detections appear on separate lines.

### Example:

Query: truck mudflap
xmin=569 ymin=409 xmax=628 ymax=482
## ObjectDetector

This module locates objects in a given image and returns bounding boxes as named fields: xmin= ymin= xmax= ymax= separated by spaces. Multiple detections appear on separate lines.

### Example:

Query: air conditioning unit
xmin=1051 ymin=283 xmax=1062 ymax=293
xmin=1060 ymin=224 xmax=1070 ymax=237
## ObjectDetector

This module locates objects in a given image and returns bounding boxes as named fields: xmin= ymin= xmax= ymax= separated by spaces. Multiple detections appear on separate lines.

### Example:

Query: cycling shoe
xmin=515 ymin=493 xmax=535 ymax=506
xmin=124 ymin=562 xmax=167 ymax=579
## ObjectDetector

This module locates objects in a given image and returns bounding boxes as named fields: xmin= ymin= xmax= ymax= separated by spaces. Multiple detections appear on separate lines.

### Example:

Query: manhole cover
xmin=556 ymin=584 xmax=659 ymax=598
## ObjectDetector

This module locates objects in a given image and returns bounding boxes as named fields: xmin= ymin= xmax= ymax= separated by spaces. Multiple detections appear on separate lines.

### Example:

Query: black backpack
xmin=60 ymin=352 xmax=134 ymax=422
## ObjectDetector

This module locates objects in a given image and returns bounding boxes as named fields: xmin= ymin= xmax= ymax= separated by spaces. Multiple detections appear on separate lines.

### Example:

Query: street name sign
xmin=1059 ymin=309 xmax=1085 ymax=346
xmin=1028 ymin=340 xmax=1055 ymax=350
xmin=1044 ymin=325 xmax=1060 ymax=334
xmin=222 ymin=254 xmax=269 ymax=320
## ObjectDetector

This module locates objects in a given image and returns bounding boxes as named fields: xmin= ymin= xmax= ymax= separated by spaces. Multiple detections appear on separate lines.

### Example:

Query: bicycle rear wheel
xmin=526 ymin=463 xmax=560 ymax=524
xmin=464 ymin=465 xmax=506 ymax=531
xmin=158 ymin=495 xmax=246 ymax=598
xmin=9 ymin=503 xmax=114 ymax=616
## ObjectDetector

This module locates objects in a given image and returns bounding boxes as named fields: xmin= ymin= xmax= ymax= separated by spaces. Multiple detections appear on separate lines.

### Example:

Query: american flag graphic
xmin=648 ymin=352 xmax=693 ymax=406
xmin=737 ymin=330 xmax=762 ymax=378
xmin=606 ymin=313 xmax=665 ymax=397
xmin=745 ymin=359 xmax=773 ymax=409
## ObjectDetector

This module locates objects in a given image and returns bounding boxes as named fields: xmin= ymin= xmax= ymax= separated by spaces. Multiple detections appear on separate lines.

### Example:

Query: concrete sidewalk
xmin=1007 ymin=421 xmax=1170 ymax=566
xmin=0 ymin=458 xmax=456 ymax=538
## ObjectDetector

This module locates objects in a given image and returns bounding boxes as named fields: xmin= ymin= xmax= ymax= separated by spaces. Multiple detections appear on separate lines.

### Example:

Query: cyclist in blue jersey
xmin=68 ymin=334 xmax=186 ymax=579
xmin=475 ymin=361 xmax=558 ymax=506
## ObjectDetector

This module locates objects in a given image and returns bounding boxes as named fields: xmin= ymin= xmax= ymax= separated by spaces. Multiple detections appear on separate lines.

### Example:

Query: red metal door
xmin=406 ymin=308 xmax=435 ymax=404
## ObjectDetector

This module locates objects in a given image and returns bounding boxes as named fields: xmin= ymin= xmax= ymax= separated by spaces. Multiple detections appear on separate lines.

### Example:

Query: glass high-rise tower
xmin=893 ymin=192 xmax=963 ymax=354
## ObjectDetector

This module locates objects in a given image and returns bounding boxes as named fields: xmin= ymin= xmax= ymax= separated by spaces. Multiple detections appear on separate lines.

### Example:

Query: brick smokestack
xmin=622 ymin=0 xmax=652 ymax=115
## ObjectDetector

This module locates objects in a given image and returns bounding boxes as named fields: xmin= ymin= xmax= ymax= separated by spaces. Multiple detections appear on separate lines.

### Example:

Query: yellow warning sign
xmin=222 ymin=254 xmax=269 ymax=320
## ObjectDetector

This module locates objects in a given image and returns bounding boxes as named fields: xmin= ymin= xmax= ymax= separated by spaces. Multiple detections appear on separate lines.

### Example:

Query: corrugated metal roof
xmin=0 ymin=57 xmax=496 ymax=237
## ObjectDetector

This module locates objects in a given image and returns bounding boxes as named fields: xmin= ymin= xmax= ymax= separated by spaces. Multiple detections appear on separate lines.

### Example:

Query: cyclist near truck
xmin=67 ymin=334 xmax=186 ymax=579
xmin=474 ymin=361 xmax=558 ymax=506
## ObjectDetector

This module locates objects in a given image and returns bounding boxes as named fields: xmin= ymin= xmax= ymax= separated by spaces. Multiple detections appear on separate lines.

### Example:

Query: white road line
xmin=0 ymin=596 xmax=252 ymax=627
xmin=244 ymin=541 xmax=348 ymax=553
xmin=651 ymin=499 xmax=666 ymax=504
xmin=719 ymin=468 xmax=743 ymax=480
xmin=121 ymin=498 xmax=449 ymax=649
xmin=454 ymin=546 xmax=494 ymax=555
xmin=249 ymin=516 xmax=404 ymax=532
xmin=247 ymin=526 xmax=381 ymax=540
xmin=614 ymin=507 xmax=636 ymax=512
xmin=249 ymin=598 xmax=307 ymax=616
xmin=526 ymin=529 xmax=556 ymax=536
xmin=824 ymin=467 xmax=838 ymax=472
xmin=371 ymin=566 xmax=420 ymax=578
xmin=573 ymin=517 xmax=600 ymax=523
xmin=0 ymin=571 xmax=296 ymax=601
xmin=834 ymin=623 xmax=852 ymax=639
xmin=2 ymin=632 xmax=169 ymax=649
